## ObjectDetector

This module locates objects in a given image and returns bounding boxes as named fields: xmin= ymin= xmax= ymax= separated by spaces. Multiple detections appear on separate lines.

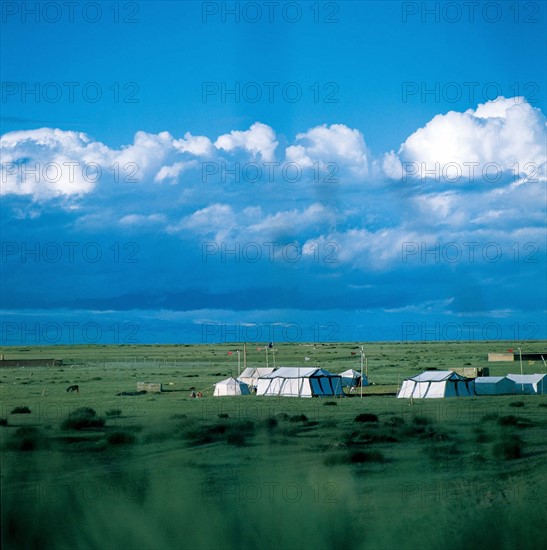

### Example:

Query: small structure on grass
xmin=340 ymin=368 xmax=368 ymax=389
xmin=213 ymin=377 xmax=250 ymax=396
xmin=474 ymin=376 xmax=516 ymax=395
xmin=397 ymin=370 xmax=475 ymax=399
xmin=256 ymin=367 xmax=344 ymax=398
xmin=137 ymin=382 xmax=162 ymax=393
xmin=506 ymin=374 xmax=547 ymax=395
xmin=237 ymin=367 xmax=275 ymax=389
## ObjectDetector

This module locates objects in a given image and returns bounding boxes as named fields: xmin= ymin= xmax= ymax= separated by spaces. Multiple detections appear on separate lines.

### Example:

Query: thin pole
xmin=237 ymin=350 xmax=241 ymax=377
xmin=518 ymin=347 xmax=523 ymax=393
xmin=243 ymin=342 xmax=247 ymax=371
xmin=360 ymin=346 xmax=364 ymax=399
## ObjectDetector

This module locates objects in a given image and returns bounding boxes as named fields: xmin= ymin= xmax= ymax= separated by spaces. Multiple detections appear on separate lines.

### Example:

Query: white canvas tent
xmin=237 ymin=367 xmax=275 ymax=388
xmin=506 ymin=374 xmax=547 ymax=395
xmin=256 ymin=367 xmax=344 ymax=398
xmin=397 ymin=370 xmax=475 ymax=399
xmin=213 ymin=377 xmax=250 ymax=397
xmin=340 ymin=369 xmax=368 ymax=388
xmin=474 ymin=376 xmax=516 ymax=396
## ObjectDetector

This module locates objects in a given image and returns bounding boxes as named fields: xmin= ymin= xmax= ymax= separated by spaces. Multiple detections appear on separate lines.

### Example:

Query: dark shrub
xmin=498 ymin=415 xmax=533 ymax=427
xmin=8 ymin=426 xmax=46 ymax=451
xmin=264 ymin=417 xmax=278 ymax=429
xmin=62 ymin=407 xmax=105 ymax=430
xmin=226 ymin=432 xmax=246 ymax=446
xmin=412 ymin=415 xmax=430 ymax=426
xmin=323 ymin=401 xmax=337 ymax=406
xmin=290 ymin=415 xmax=308 ymax=423
xmin=355 ymin=413 xmax=379 ymax=423
xmin=510 ymin=401 xmax=525 ymax=408
xmin=350 ymin=450 xmax=385 ymax=463
xmin=386 ymin=416 xmax=405 ymax=427
xmin=10 ymin=406 xmax=31 ymax=414
xmin=0 ymin=418 xmax=8 ymax=426
xmin=107 ymin=431 xmax=136 ymax=445
xmin=218 ymin=413 xmax=229 ymax=418
xmin=106 ymin=409 xmax=122 ymax=418
xmin=493 ymin=434 xmax=523 ymax=460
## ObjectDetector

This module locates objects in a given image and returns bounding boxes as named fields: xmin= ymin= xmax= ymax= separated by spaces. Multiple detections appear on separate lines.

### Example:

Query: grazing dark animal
xmin=66 ymin=384 xmax=79 ymax=393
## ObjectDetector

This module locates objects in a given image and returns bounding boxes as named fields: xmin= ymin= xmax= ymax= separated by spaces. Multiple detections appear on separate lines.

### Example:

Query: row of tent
xmin=213 ymin=367 xmax=368 ymax=397
xmin=397 ymin=370 xmax=547 ymax=399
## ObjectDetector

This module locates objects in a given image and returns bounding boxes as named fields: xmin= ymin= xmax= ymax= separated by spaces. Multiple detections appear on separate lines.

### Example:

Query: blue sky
xmin=1 ymin=1 xmax=546 ymax=344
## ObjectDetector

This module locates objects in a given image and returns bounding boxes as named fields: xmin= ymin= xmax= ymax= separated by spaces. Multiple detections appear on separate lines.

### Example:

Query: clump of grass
xmin=290 ymin=414 xmax=308 ymax=423
xmin=106 ymin=409 xmax=122 ymax=418
xmin=493 ymin=433 xmax=523 ymax=460
xmin=412 ymin=415 xmax=430 ymax=426
xmin=323 ymin=401 xmax=337 ymax=406
xmin=62 ymin=407 xmax=105 ymax=431
xmin=170 ymin=413 xmax=187 ymax=419
xmin=349 ymin=450 xmax=386 ymax=463
xmin=498 ymin=415 xmax=533 ymax=428
xmin=385 ymin=416 xmax=405 ymax=427
xmin=184 ymin=420 xmax=255 ymax=447
xmin=10 ymin=406 xmax=31 ymax=414
xmin=354 ymin=413 xmax=378 ymax=423
xmin=8 ymin=426 xmax=47 ymax=451
xmin=0 ymin=418 xmax=8 ymax=426
xmin=509 ymin=401 xmax=525 ymax=408
xmin=218 ymin=413 xmax=229 ymax=418
xmin=475 ymin=429 xmax=493 ymax=443
xmin=425 ymin=442 xmax=462 ymax=461
xmin=264 ymin=417 xmax=278 ymax=430
xmin=107 ymin=431 xmax=136 ymax=445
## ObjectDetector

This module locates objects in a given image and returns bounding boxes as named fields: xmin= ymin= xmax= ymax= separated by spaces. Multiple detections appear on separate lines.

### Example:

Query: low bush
xmin=498 ymin=415 xmax=533 ymax=428
xmin=264 ymin=417 xmax=278 ymax=430
xmin=354 ymin=413 xmax=379 ymax=423
xmin=62 ymin=408 xmax=105 ymax=431
xmin=107 ymin=431 xmax=136 ymax=445
xmin=349 ymin=450 xmax=386 ymax=463
xmin=385 ymin=416 xmax=405 ymax=427
xmin=290 ymin=414 xmax=308 ymax=423
xmin=8 ymin=426 xmax=47 ymax=451
xmin=509 ymin=401 xmax=525 ymax=408
xmin=106 ymin=409 xmax=122 ymax=418
xmin=10 ymin=406 xmax=31 ymax=414
xmin=493 ymin=433 xmax=523 ymax=460
xmin=0 ymin=418 xmax=8 ymax=426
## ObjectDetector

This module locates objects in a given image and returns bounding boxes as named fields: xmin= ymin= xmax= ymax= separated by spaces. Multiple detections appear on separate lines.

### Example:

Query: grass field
xmin=1 ymin=341 xmax=546 ymax=549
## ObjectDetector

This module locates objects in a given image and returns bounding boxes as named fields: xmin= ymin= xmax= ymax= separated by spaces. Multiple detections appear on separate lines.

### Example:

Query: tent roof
xmin=340 ymin=369 xmax=361 ymax=377
xmin=506 ymin=374 xmax=546 ymax=383
xmin=261 ymin=367 xmax=335 ymax=379
xmin=215 ymin=377 xmax=245 ymax=386
xmin=239 ymin=367 xmax=275 ymax=378
xmin=409 ymin=370 xmax=467 ymax=382
xmin=475 ymin=376 xmax=508 ymax=384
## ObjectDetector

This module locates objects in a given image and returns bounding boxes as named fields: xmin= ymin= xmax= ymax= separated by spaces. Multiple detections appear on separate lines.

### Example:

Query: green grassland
xmin=1 ymin=341 xmax=546 ymax=550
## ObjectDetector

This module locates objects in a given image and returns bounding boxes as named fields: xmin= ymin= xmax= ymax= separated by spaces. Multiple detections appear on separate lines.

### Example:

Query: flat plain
xmin=1 ymin=340 xmax=546 ymax=549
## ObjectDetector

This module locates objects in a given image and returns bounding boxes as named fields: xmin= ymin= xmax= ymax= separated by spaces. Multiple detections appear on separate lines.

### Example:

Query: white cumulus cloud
xmin=398 ymin=97 xmax=547 ymax=181
xmin=285 ymin=124 xmax=369 ymax=177
xmin=214 ymin=122 xmax=278 ymax=162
